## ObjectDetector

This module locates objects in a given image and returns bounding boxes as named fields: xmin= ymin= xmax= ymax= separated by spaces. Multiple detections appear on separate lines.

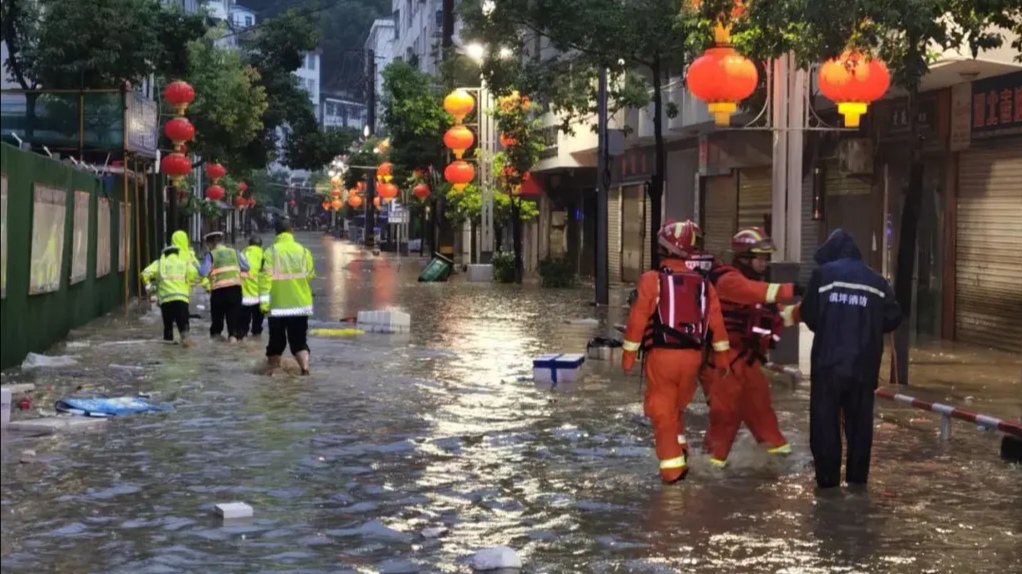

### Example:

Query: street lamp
xmin=465 ymin=42 xmax=486 ymax=63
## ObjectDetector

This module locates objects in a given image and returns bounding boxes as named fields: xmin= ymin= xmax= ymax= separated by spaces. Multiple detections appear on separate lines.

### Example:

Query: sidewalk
xmin=796 ymin=325 xmax=1022 ymax=421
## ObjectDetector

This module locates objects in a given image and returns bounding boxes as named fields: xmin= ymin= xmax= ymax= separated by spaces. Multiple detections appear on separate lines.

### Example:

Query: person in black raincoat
xmin=800 ymin=229 xmax=902 ymax=489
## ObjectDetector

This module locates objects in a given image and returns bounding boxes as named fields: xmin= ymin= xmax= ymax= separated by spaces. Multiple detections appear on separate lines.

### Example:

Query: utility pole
xmin=595 ymin=67 xmax=610 ymax=306
xmin=479 ymin=81 xmax=494 ymax=264
xmin=365 ymin=49 xmax=377 ymax=248
xmin=436 ymin=0 xmax=456 ymax=259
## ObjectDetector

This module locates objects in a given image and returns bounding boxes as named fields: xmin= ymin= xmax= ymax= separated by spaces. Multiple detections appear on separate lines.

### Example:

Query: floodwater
xmin=2 ymin=233 xmax=1020 ymax=574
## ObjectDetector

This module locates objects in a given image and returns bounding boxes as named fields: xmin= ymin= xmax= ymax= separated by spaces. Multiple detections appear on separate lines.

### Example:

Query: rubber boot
xmin=295 ymin=350 xmax=311 ymax=375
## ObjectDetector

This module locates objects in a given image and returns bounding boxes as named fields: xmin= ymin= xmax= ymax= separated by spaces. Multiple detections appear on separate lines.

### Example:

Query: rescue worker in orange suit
xmin=622 ymin=220 xmax=732 ymax=483
xmin=700 ymin=227 xmax=805 ymax=466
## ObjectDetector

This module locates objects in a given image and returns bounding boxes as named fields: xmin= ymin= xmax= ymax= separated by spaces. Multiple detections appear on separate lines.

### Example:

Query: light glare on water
xmin=2 ymin=235 xmax=1020 ymax=574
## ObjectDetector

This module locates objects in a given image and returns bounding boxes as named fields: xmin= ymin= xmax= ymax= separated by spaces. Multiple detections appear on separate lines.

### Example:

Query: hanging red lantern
xmin=357 ymin=180 xmax=366 ymax=192
xmin=331 ymin=198 xmax=343 ymax=210
xmin=163 ymin=81 xmax=195 ymax=115
xmin=686 ymin=46 xmax=758 ymax=127
xmin=444 ymin=160 xmax=475 ymax=192
xmin=818 ymin=51 xmax=891 ymax=128
xmin=499 ymin=133 xmax=517 ymax=148
xmin=205 ymin=185 xmax=225 ymax=201
xmin=377 ymin=162 xmax=393 ymax=183
xmin=518 ymin=171 xmax=542 ymax=197
xmin=321 ymin=200 xmax=330 ymax=210
xmin=161 ymin=152 xmax=192 ymax=181
xmin=348 ymin=194 xmax=363 ymax=208
xmin=412 ymin=183 xmax=431 ymax=200
xmin=233 ymin=196 xmax=248 ymax=208
xmin=444 ymin=88 xmax=475 ymax=123
xmin=330 ymin=175 xmax=342 ymax=188
xmin=247 ymin=198 xmax=256 ymax=208
xmin=205 ymin=162 xmax=227 ymax=182
xmin=376 ymin=182 xmax=399 ymax=200
xmin=237 ymin=181 xmax=248 ymax=194
xmin=163 ymin=117 xmax=195 ymax=149
xmin=330 ymin=188 xmax=342 ymax=198
xmin=443 ymin=125 xmax=475 ymax=159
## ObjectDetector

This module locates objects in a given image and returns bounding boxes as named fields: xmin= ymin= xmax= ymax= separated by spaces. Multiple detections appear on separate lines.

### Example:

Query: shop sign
xmin=880 ymin=96 xmax=938 ymax=139
xmin=124 ymin=92 xmax=159 ymax=157
xmin=970 ymin=70 xmax=1022 ymax=140
xmin=949 ymin=82 xmax=972 ymax=151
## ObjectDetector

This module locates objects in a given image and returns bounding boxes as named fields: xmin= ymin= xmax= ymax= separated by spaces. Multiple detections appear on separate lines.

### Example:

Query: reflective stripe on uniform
xmin=818 ymin=281 xmax=885 ymax=298
xmin=659 ymin=455 xmax=687 ymax=469
xmin=765 ymin=283 xmax=781 ymax=303
xmin=158 ymin=291 xmax=189 ymax=302
xmin=269 ymin=305 xmax=313 ymax=317
xmin=709 ymin=458 xmax=727 ymax=467
xmin=242 ymin=296 xmax=261 ymax=306
xmin=272 ymin=272 xmax=308 ymax=280
xmin=622 ymin=339 xmax=641 ymax=352
xmin=211 ymin=265 xmax=240 ymax=274
xmin=767 ymin=443 xmax=791 ymax=455
xmin=677 ymin=435 xmax=687 ymax=445
xmin=212 ymin=278 xmax=242 ymax=289
xmin=259 ymin=295 xmax=270 ymax=304
xmin=712 ymin=340 xmax=730 ymax=352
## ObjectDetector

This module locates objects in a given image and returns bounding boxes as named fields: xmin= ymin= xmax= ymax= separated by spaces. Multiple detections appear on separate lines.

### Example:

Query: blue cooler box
xmin=532 ymin=353 xmax=586 ymax=385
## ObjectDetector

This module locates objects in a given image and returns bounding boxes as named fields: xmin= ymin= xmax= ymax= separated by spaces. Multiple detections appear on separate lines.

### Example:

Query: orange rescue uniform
xmin=700 ymin=265 xmax=800 ymax=463
xmin=622 ymin=257 xmax=731 ymax=482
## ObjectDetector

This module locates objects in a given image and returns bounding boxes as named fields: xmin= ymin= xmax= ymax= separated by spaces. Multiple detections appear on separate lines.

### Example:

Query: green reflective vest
xmin=259 ymin=232 xmax=315 ymax=317
xmin=241 ymin=244 xmax=264 ymax=305
xmin=210 ymin=244 xmax=242 ymax=290
xmin=141 ymin=251 xmax=197 ymax=304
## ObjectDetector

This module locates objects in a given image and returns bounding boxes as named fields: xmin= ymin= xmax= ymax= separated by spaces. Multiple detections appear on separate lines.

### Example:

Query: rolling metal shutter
xmin=608 ymin=187 xmax=622 ymax=283
xmin=702 ymin=174 xmax=737 ymax=259
xmin=955 ymin=142 xmax=1022 ymax=352
xmin=737 ymin=168 xmax=773 ymax=231
xmin=642 ymin=188 xmax=653 ymax=271
xmin=800 ymin=172 xmax=821 ymax=283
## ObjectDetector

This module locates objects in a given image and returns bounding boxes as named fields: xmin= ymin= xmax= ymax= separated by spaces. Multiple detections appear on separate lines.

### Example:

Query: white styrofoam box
xmin=214 ymin=502 xmax=253 ymax=520
xmin=6 ymin=416 xmax=108 ymax=434
xmin=472 ymin=546 xmax=522 ymax=570
xmin=357 ymin=310 xmax=411 ymax=333
xmin=532 ymin=353 xmax=586 ymax=386
xmin=1 ymin=387 xmax=11 ymax=428
xmin=467 ymin=264 xmax=493 ymax=283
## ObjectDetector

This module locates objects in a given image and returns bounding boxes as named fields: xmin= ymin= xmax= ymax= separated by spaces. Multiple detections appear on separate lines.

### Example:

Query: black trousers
xmin=242 ymin=304 xmax=264 ymax=336
xmin=210 ymin=285 xmax=244 ymax=339
xmin=266 ymin=316 xmax=309 ymax=357
xmin=810 ymin=372 xmax=876 ymax=488
xmin=160 ymin=300 xmax=190 ymax=341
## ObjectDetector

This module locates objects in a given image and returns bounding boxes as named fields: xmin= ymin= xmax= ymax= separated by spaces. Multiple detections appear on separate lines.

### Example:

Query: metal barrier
xmin=874 ymin=388 xmax=1022 ymax=441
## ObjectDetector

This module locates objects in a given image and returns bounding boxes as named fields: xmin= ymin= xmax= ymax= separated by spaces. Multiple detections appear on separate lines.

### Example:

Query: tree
xmin=491 ymin=92 xmax=546 ymax=283
xmin=704 ymin=0 xmax=1022 ymax=384
xmin=461 ymin=0 xmax=695 ymax=269
xmin=183 ymin=31 xmax=269 ymax=172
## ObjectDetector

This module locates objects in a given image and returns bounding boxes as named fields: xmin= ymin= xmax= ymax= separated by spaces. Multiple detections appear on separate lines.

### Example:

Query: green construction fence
xmin=0 ymin=143 xmax=164 ymax=370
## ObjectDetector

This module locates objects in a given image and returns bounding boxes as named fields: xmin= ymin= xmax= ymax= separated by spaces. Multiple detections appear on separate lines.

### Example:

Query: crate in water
xmin=532 ymin=353 xmax=586 ymax=385
xmin=357 ymin=310 xmax=411 ymax=333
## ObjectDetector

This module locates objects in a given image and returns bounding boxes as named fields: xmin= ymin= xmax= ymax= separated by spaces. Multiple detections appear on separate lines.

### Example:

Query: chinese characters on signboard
xmin=971 ymin=71 xmax=1022 ymax=139
xmin=125 ymin=92 xmax=159 ymax=158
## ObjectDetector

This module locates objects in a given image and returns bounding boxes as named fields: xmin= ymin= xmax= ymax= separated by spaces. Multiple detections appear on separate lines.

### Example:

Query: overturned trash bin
xmin=418 ymin=252 xmax=454 ymax=282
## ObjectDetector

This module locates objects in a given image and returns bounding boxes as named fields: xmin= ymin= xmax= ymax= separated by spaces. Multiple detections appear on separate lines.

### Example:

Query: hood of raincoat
xmin=161 ymin=246 xmax=180 ymax=256
xmin=171 ymin=230 xmax=190 ymax=253
xmin=814 ymin=228 xmax=862 ymax=265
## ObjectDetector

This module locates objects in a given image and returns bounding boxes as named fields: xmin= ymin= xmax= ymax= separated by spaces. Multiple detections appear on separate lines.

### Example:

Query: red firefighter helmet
xmin=657 ymin=220 xmax=703 ymax=258
xmin=731 ymin=226 xmax=775 ymax=256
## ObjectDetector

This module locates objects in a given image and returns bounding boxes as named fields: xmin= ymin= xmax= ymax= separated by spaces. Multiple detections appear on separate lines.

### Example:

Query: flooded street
xmin=2 ymin=233 xmax=1020 ymax=574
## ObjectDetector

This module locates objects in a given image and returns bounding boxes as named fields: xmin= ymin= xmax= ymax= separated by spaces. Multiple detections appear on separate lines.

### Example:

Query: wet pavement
xmin=2 ymin=232 xmax=1020 ymax=574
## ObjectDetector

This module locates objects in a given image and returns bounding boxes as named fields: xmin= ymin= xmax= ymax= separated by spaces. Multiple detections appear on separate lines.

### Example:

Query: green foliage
xmin=381 ymin=60 xmax=449 ymax=178
xmin=538 ymin=257 xmax=577 ymax=288
xmin=342 ymin=138 xmax=387 ymax=190
xmin=491 ymin=251 xmax=517 ymax=283
xmin=182 ymin=31 xmax=268 ymax=172
xmin=246 ymin=168 xmax=290 ymax=209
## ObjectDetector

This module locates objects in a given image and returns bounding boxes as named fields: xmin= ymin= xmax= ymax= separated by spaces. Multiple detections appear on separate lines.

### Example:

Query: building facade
xmin=365 ymin=18 xmax=396 ymax=130
xmin=321 ymin=95 xmax=368 ymax=132
xmin=390 ymin=0 xmax=450 ymax=75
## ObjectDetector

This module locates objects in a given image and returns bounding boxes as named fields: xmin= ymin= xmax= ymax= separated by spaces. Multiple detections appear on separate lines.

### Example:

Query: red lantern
xmin=234 ymin=196 xmax=248 ymax=208
xmin=237 ymin=181 xmax=248 ymax=194
xmin=322 ymin=200 xmax=330 ymax=210
xmin=357 ymin=180 xmax=366 ymax=192
xmin=331 ymin=198 xmax=343 ymax=210
xmin=247 ymin=198 xmax=256 ymax=208
xmin=348 ymin=194 xmax=363 ymax=208
xmin=412 ymin=183 xmax=430 ymax=200
xmin=161 ymin=152 xmax=192 ymax=181
xmin=518 ymin=171 xmax=542 ymax=197
xmin=377 ymin=162 xmax=393 ymax=183
xmin=444 ymin=160 xmax=475 ymax=192
xmin=499 ymin=133 xmax=517 ymax=148
xmin=444 ymin=88 xmax=475 ymax=123
xmin=443 ymin=125 xmax=475 ymax=159
xmin=163 ymin=81 xmax=195 ymax=115
xmin=205 ymin=162 xmax=227 ymax=182
xmin=686 ymin=46 xmax=758 ymax=127
xmin=205 ymin=185 xmax=225 ymax=201
xmin=331 ymin=188 xmax=342 ymax=198
xmin=818 ymin=51 xmax=891 ymax=128
xmin=163 ymin=117 xmax=195 ymax=149
xmin=377 ymin=182 xmax=398 ymax=200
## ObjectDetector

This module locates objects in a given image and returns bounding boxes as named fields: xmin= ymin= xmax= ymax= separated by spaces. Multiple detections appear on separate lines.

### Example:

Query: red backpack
xmin=644 ymin=266 xmax=708 ymax=350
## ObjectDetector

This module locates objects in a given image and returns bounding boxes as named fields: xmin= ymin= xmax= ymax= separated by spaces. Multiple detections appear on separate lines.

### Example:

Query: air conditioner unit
xmin=838 ymin=138 xmax=874 ymax=176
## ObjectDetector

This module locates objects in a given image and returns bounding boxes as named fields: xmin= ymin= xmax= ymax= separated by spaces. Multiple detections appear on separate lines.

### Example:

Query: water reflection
xmin=1 ymin=234 xmax=1020 ymax=573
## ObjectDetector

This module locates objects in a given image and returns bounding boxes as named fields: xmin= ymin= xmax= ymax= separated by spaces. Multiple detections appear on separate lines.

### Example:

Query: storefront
xmin=701 ymin=174 xmax=737 ymax=258
xmin=737 ymin=167 xmax=772 ymax=230
xmin=951 ymin=70 xmax=1022 ymax=351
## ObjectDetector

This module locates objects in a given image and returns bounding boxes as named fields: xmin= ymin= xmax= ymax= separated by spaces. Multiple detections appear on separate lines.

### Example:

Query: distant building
xmin=321 ymin=94 xmax=367 ymax=132
xmin=364 ymin=18 xmax=396 ymax=129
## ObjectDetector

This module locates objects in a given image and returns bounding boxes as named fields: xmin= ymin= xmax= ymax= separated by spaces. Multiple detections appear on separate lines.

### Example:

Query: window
xmin=435 ymin=9 xmax=443 ymax=28
xmin=393 ymin=10 xmax=400 ymax=39
xmin=306 ymin=53 xmax=316 ymax=71
xmin=244 ymin=15 xmax=253 ymax=26
xmin=308 ymin=79 xmax=317 ymax=95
